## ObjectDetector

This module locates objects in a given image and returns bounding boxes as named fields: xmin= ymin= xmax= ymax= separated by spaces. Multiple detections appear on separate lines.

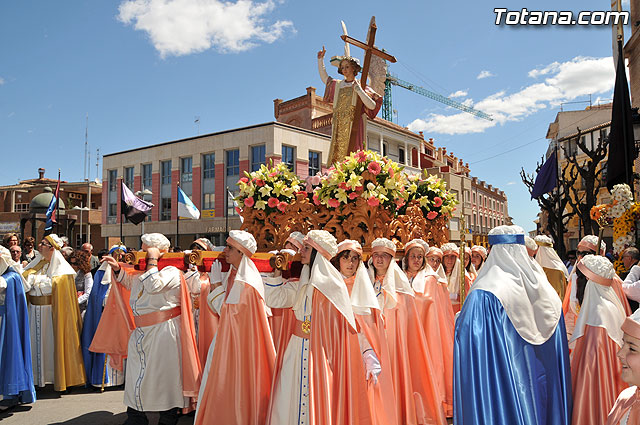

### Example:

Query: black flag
xmin=607 ymin=40 xmax=637 ymax=190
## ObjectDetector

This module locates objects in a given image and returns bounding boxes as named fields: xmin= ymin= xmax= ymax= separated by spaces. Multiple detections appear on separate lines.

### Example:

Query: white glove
xmin=363 ymin=350 xmax=381 ymax=385
xmin=209 ymin=261 xmax=223 ymax=285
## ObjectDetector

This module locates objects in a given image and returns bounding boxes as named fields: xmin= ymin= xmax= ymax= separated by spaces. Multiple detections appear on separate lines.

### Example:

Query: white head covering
xmin=0 ymin=246 xmax=13 ymax=276
xmin=524 ymin=236 xmax=538 ymax=257
xmin=25 ymin=234 xmax=75 ymax=278
xmin=285 ymin=231 xmax=305 ymax=252
xmin=471 ymin=225 xmax=562 ymax=345
xmin=471 ymin=245 xmax=487 ymax=259
xmin=570 ymin=254 xmax=626 ymax=347
xmin=226 ymin=230 xmax=264 ymax=300
xmin=441 ymin=243 xmax=463 ymax=299
xmin=534 ymin=235 xmax=569 ymax=279
xmin=336 ymin=240 xmax=379 ymax=315
xmin=192 ymin=238 xmax=215 ymax=251
xmin=141 ymin=233 xmax=171 ymax=251
xmin=300 ymin=230 xmax=356 ymax=330
xmin=402 ymin=239 xmax=428 ymax=271
xmin=368 ymin=237 xmax=414 ymax=309
xmin=578 ymin=235 xmax=606 ymax=255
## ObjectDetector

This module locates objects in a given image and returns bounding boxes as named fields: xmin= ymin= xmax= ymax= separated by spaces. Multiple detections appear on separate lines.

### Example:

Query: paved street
xmin=0 ymin=386 xmax=194 ymax=425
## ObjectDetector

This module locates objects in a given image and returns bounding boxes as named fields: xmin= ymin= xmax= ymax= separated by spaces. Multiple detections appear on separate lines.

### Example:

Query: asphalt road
xmin=0 ymin=385 xmax=194 ymax=425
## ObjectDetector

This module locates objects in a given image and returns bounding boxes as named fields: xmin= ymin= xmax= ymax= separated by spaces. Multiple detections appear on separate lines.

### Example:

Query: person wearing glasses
xmin=22 ymin=234 xmax=85 ymax=392
xmin=21 ymin=237 xmax=37 ymax=265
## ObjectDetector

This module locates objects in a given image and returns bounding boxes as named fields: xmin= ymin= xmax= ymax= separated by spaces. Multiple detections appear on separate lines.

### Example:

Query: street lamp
xmin=135 ymin=189 xmax=153 ymax=234
xmin=72 ymin=204 xmax=90 ymax=246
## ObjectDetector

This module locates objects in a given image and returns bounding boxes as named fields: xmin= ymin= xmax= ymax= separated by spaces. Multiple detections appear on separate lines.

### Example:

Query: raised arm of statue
xmin=318 ymin=46 xmax=330 ymax=85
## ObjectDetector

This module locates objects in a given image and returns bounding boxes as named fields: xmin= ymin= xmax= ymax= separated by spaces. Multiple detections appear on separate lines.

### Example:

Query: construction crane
xmin=382 ymin=73 xmax=493 ymax=122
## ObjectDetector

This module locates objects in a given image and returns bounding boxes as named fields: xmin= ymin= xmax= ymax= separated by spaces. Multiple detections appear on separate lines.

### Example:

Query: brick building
xmin=0 ymin=168 xmax=103 ymax=249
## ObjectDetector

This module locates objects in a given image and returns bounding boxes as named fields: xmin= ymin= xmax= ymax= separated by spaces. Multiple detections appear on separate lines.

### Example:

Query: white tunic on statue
xmin=24 ymin=263 xmax=56 ymax=387
xmin=117 ymin=266 xmax=188 ymax=412
xmin=264 ymin=275 xmax=313 ymax=425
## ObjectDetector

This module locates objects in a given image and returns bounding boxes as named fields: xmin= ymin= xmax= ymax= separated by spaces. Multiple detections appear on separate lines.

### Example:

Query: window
xmin=203 ymin=153 xmax=215 ymax=179
xmin=160 ymin=198 xmax=171 ymax=221
xmin=566 ymin=140 xmax=578 ymax=157
xmin=309 ymin=151 xmax=321 ymax=176
xmin=226 ymin=150 xmax=240 ymax=216
xmin=600 ymin=128 xmax=609 ymax=143
xmin=108 ymin=170 xmax=117 ymax=192
xmin=282 ymin=145 xmax=295 ymax=171
xmin=181 ymin=157 xmax=192 ymax=183
xmin=382 ymin=142 xmax=388 ymax=157
xmin=142 ymin=164 xmax=152 ymax=190
xmin=124 ymin=167 xmax=134 ymax=189
xmin=398 ymin=147 xmax=405 ymax=164
xmin=472 ymin=192 xmax=476 ymax=204
xmin=202 ymin=153 xmax=215 ymax=210
xmin=226 ymin=150 xmax=239 ymax=177
xmin=109 ymin=203 xmax=117 ymax=217
xmin=14 ymin=203 xmax=29 ymax=212
xmin=251 ymin=145 xmax=266 ymax=171
xmin=161 ymin=160 xmax=172 ymax=184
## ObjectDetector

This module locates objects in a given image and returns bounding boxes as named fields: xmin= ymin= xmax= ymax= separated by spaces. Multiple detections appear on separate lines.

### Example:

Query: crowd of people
xmin=1 ymin=227 xmax=640 ymax=424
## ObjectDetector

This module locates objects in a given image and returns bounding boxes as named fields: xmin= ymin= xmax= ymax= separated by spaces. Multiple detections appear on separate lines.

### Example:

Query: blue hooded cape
xmin=80 ymin=268 xmax=110 ymax=386
xmin=453 ymin=289 xmax=572 ymax=425
xmin=0 ymin=268 xmax=36 ymax=403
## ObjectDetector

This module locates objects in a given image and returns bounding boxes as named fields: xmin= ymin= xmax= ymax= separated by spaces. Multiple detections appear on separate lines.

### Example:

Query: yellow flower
xmin=259 ymin=185 xmax=272 ymax=198
xmin=255 ymin=200 xmax=267 ymax=210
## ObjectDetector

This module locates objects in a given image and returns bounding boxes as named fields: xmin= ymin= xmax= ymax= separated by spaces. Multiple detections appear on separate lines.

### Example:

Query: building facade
xmin=0 ymin=168 xmax=103 ymax=249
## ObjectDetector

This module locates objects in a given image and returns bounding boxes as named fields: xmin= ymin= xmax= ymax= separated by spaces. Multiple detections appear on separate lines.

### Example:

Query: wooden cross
xmin=341 ymin=16 xmax=396 ymax=154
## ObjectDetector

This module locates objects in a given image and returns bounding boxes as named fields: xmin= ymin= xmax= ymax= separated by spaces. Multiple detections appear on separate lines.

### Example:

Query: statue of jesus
xmin=318 ymin=46 xmax=383 ymax=166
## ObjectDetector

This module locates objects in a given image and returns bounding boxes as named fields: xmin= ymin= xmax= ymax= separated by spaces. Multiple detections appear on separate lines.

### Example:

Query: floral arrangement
xmin=235 ymin=161 xmax=303 ymax=213
xmin=312 ymin=150 xmax=408 ymax=211
xmin=399 ymin=171 xmax=458 ymax=220
xmin=590 ymin=184 xmax=639 ymax=274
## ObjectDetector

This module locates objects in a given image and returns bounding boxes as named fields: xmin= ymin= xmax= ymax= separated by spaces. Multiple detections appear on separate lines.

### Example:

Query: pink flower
xmin=244 ymin=197 xmax=255 ymax=208
xmin=395 ymin=198 xmax=406 ymax=208
xmin=427 ymin=211 xmax=438 ymax=220
xmin=277 ymin=201 xmax=288 ymax=212
xmin=433 ymin=197 xmax=443 ymax=207
xmin=308 ymin=175 xmax=321 ymax=186
xmin=389 ymin=168 xmax=395 ymax=178
xmin=328 ymin=199 xmax=340 ymax=208
xmin=367 ymin=197 xmax=380 ymax=207
xmin=348 ymin=192 xmax=359 ymax=200
xmin=235 ymin=207 xmax=243 ymax=215
xmin=268 ymin=197 xmax=279 ymax=208
xmin=255 ymin=178 xmax=265 ymax=187
xmin=239 ymin=177 xmax=249 ymax=184
xmin=269 ymin=172 xmax=277 ymax=178
xmin=367 ymin=161 xmax=382 ymax=175
xmin=312 ymin=194 xmax=321 ymax=206
xmin=355 ymin=150 xmax=367 ymax=162
xmin=355 ymin=185 xmax=364 ymax=192
xmin=338 ymin=182 xmax=348 ymax=190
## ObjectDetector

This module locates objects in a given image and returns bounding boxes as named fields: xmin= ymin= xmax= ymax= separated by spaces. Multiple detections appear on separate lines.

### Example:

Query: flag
xmin=606 ymin=40 xmax=636 ymax=190
xmin=121 ymin=182 xmax=153 ymax=225
xmin=45 ymin=171 xmax=61 ymax=231
xmin=178 ymin=186 xmax=200 ymax=220
xmin=531 ymin=151 xmax=558 ymax=199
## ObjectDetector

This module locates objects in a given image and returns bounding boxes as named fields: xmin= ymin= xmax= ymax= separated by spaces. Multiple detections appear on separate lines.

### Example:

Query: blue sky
xmin=0 ymin=0 xmax=631 ymax=231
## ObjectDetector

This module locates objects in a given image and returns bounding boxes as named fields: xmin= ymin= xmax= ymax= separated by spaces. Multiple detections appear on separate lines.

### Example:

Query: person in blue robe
xmin=0 ymin=249 xmax=36 ymax=406
xmin=453 ymin=225 xmax=572 ymax=425
xmin=81 ymin=245 xmax=126 ymax=388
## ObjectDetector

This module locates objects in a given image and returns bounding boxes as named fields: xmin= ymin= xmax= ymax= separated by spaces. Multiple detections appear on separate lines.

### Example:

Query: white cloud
xmin=506 ymin=181 xmax=516 ymax=185
xmin=118 ymin=0 xmax=295 ymax=57
xmin=0 ymin=77 xmax=4 ymax=85
xmin=408 ymin=56 xmax=615 ymax=135
xmin=449 ymin=90 xmax=468 ymax=98
xmin=477 ymin=70 xmax=494 ymax=79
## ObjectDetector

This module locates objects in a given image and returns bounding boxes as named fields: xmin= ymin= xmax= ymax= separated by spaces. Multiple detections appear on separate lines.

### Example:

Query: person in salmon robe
xmin=454 ymin=225 xmax=572 ymax=425
xmin=194 ymin=230 xmax=275 ymax=425
xmin=184 ymin=238 xmax=218 ymax=364
xmin=333 ymin=240 xmax=397 ymax=425
xmin=264 ymin=231 xmax=304 ymax=351
xmin=402 ymin=239 xmax=454 ymax=417
xmin=570 ymin=254 xmax=627 ymax=425
xmin=368 ymin=238 xmax=446 ymax=425
xmin=607 ymin=308 xmax=640 ymax=424
xmin=100 ymin=233 xmax=200 ymax=425
xmin=266 ymin=230 xmax=373 ymax=425
xmin=441 ymin=243 xmax=473 ymax=314
xmin=563 ymin=236 xmax=631 ymax=341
